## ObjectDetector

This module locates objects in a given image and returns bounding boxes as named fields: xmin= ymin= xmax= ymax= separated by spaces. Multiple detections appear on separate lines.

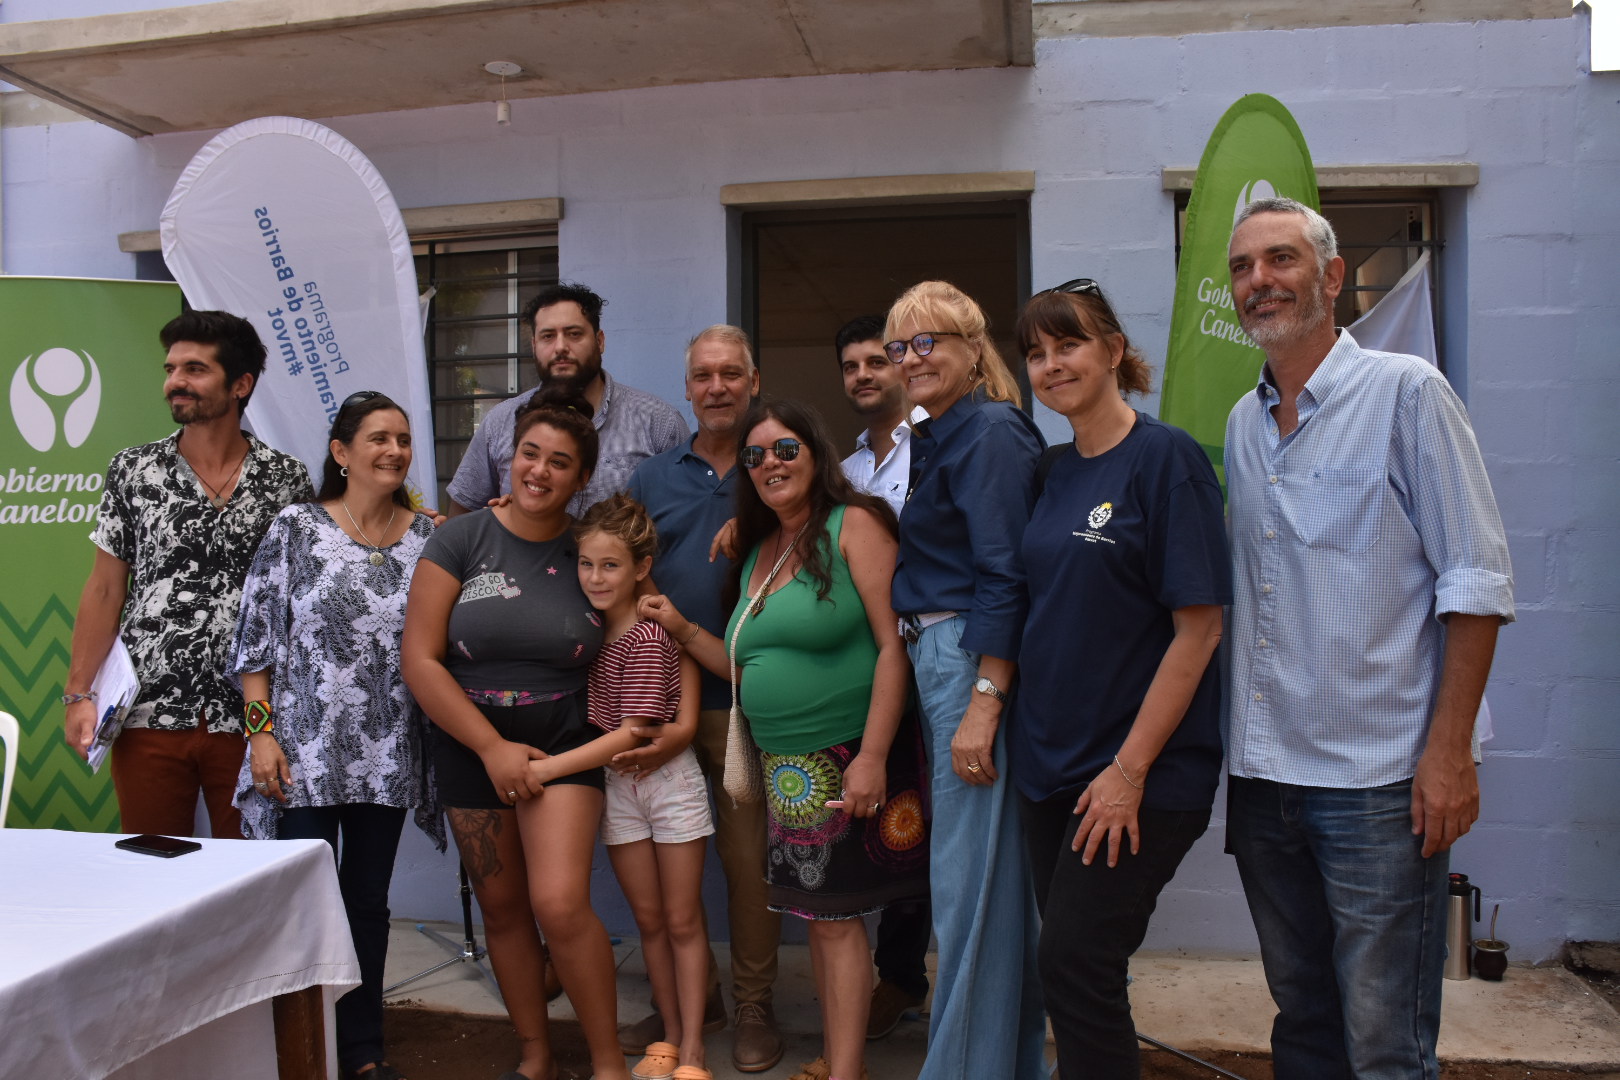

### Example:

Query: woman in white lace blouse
xmin=230 ymin=391 xmax=441 ymax=1080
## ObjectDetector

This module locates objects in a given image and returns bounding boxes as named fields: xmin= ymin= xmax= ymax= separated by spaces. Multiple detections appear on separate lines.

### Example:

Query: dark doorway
xmin=739 ymin=200 xmax=1030 ymax=450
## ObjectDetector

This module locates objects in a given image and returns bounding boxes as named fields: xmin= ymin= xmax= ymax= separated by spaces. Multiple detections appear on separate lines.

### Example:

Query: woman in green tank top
xmin=640 ymin=399 xmax=929 ymax=1080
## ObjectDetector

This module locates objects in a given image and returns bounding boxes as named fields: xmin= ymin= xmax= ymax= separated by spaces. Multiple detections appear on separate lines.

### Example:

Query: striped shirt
xmin=1224 ymin=330 xmax=1514 ymax=788
xmin=586 ymin=619 xmax=681 ymax=733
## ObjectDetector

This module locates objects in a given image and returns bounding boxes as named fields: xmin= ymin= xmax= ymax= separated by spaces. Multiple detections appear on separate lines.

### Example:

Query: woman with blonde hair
xmin=884 ymin=281 xmax=1047 ymax=1079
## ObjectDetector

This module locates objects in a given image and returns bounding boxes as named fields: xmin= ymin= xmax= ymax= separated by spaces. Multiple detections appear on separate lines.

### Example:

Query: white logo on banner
xmin=1234 ymin=178 xmax=1279 ymax=225
xmin=9 ymin=348 xmax=102 ymax=452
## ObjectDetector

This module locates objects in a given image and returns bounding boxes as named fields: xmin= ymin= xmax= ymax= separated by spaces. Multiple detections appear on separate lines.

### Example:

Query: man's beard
xmin=168 ymin=393 xmax=232 ymax=425
xmin=1239 ymin=274 xmax=1328 ymax=351
xmin=542 ymin=353 xmax=602 ymax=394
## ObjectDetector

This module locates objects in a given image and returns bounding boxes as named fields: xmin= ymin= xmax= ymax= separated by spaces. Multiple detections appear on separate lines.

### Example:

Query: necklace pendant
xmin=368 ymin=550 xmax=385 ymax=566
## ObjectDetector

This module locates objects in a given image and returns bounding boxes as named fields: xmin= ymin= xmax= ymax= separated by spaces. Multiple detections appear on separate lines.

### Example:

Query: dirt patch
xmin=381 ymin=1005 xmax=1619 ymax=1080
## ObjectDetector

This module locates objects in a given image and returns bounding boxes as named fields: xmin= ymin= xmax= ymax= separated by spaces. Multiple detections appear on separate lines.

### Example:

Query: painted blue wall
xmin=3 ymin=9 xmax=1614 ymax=961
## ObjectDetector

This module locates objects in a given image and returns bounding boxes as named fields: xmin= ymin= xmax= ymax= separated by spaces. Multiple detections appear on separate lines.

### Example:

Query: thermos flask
xmin=1445 ymin=872 xmax=1482 ymax=980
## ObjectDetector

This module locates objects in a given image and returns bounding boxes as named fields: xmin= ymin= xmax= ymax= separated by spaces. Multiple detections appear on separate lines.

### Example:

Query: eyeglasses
xmin=740 ymin=438 xmax=802 ymax=469
xmin=340 ymin=390 xmax=385 ymax=411
xmin=883 ymin=332 xmax=963 ymax=364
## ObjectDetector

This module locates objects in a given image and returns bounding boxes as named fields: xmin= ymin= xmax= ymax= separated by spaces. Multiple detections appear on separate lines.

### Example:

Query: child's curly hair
xmin=573 ymin=492 xmax=659 ymax=563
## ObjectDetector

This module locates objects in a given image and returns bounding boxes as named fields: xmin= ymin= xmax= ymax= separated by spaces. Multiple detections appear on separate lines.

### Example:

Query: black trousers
xmin=280 ymin=803 xmax=408 ymax=1072
xmin=1021 ymin=791 xmax=1209 ymax=1080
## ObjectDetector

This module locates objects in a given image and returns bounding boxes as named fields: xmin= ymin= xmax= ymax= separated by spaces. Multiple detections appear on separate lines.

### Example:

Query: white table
xmin=0 ymin=828 xmax=360 ymax=1080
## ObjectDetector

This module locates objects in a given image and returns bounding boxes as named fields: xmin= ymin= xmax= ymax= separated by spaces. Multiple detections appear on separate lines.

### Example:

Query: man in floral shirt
xmin=63 ymin=311 xmax=312 ymax=838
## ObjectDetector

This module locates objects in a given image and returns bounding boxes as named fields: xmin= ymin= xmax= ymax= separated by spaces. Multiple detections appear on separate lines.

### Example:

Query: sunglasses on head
xmin=882 ymin=331 xmax=963 ymax=364
xmin=340 ymin=390 xmax=385 ymax=412
xmin=1049 ymin=278 xmax=1102 ymax=298
xmin=740 ymin=438 xmax=802 ymax=469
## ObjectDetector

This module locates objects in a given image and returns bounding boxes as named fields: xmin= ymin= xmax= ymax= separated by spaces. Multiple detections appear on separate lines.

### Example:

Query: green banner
xmin=1161 ymin=94 xmax=1319 ymax=486
xmin=0 ymin=277 xmax=182 ymax=830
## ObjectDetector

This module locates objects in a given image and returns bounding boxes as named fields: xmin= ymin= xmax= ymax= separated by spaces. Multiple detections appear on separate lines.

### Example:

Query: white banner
xmin=160 ymin=116 xmax=436 ymax=505
xmin=1350 ymin=249 xmax=1437 ymax=367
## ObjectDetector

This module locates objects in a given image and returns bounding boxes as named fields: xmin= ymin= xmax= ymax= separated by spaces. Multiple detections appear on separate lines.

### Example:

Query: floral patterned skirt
xmin=763 ymin=710 xmax=930 ymax=920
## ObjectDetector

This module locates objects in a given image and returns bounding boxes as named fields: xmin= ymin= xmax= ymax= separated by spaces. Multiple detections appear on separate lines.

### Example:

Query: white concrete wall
xmin=4 ymin=10 xmax=1615 ymax=961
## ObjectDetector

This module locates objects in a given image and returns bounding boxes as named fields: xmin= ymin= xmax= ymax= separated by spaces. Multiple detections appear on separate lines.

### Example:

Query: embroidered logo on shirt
xmin=459 ymin=571 xmax=522 ymax=603
xmin=1074 ymin=501 xmax=1118 ymax=545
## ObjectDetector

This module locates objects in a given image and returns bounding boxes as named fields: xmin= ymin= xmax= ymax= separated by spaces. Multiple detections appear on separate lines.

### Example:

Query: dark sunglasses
xmin=883 ymin=331 xmax=963 ymax=364
xmin=740 ymin=438 xmax=802 ymax=469
xmin=340 ymin=390 xmax=385 ymax=412
xmin=1048 ymin=277 xmax=1102 ymax=298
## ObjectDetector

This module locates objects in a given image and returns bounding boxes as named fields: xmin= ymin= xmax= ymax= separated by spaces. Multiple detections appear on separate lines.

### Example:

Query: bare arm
xmin=530 ymin=725 xmax=646 ymax=786
xmin=401 ymin=559 xmax=545 ymax=802
xmin=1411 ymin=612 xmax=1499 ymax=857
xmin=63 ymin=548 xmax=129 ymax=760
xmin=638 ymin=593 xmax=730 ymax=678
xmin=836 ymin=507 xmax=909 ymax=819
xmin=240 ymin=669 xmax=291 ymax=803
xmin=1072 ymin=604 xmax=1224 ymax=866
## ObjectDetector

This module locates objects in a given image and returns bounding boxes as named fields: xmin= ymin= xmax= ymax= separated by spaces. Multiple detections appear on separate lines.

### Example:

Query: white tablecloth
xmin=0 ymin=828 xmax=360 ymax=1080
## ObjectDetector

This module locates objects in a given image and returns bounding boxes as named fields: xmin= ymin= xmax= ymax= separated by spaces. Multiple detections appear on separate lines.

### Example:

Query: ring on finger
xmin=966 ymin=761 xmax=982 ymax=772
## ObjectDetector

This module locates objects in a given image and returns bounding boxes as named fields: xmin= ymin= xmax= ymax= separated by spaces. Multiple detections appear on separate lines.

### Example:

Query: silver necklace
xmin=342 ymin=499 xmax=397 ymax=566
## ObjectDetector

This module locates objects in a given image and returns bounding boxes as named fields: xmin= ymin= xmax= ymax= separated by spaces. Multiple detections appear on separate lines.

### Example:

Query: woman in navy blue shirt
xmin=885 ymin=280 xmax=1048 ymax=1080
xmin=1013 ymin=281 xmax=1230 ymax=1080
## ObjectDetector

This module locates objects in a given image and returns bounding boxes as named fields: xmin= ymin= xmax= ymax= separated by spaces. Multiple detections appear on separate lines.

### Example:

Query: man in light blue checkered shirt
xmin=1222 ymin=198 xmax=1514 ymax=1080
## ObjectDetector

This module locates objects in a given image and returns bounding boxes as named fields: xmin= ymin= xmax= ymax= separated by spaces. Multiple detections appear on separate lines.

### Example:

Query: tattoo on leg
xmin=449 ymin=808 xmax=505 ymax=886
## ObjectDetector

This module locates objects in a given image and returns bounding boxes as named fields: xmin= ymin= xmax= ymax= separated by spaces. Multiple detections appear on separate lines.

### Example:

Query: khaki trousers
xmin=693 ymin=706 xmax=780 ymax=1005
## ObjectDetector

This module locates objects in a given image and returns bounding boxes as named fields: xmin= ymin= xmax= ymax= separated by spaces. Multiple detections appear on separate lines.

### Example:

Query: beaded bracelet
xmin=243 ymin=700 xmax=274 ymax=737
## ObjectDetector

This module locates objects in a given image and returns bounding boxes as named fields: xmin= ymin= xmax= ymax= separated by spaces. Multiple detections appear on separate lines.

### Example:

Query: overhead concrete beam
xmin=1037 ymin=0 xmax=1568 ymax=39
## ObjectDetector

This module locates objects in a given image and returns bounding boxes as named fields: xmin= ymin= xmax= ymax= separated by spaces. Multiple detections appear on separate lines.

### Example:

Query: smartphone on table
xmin=115 ymin=834 xmax=202 ymax=858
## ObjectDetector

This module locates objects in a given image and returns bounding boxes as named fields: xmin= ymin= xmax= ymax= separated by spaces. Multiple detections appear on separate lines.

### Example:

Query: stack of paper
xmin=86 ymin=640 xmax=140 ymax=773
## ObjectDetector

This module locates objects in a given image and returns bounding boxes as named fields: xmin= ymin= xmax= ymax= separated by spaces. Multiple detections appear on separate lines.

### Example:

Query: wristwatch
xmin=973 ymin=677 xmax=1007 ymax=703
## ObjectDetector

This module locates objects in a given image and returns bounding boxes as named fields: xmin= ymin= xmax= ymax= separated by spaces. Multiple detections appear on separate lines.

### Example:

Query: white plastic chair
xmin=0 ymin=711 xmax=18 ymax=828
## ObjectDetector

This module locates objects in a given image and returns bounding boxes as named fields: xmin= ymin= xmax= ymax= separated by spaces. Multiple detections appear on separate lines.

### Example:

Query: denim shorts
xmin=601 ymin=745 xmax=714 ymax=845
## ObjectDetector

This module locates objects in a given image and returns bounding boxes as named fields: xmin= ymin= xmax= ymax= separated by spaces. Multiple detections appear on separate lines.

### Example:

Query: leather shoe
xmin=865 ymin=978 xmax=925 ymax=1040
xmin=618 ymin=982 xmax=727 ymax=1054
xmin=731 ymin=1001 xmax=783 ymax=1073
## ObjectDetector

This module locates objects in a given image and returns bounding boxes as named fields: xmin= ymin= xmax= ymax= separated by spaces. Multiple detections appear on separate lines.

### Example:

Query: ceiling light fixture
xmin=484 ymin=60 xmax=522 ymax=125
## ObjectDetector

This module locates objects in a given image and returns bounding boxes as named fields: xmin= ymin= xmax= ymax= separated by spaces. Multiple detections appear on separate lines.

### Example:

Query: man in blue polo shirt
xmin=625 ymin=324 xmax=783 ymax=1073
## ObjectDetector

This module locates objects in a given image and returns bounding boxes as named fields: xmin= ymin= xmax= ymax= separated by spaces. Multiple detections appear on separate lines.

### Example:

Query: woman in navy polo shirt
xmin=1013 ymin=280 xmax=1230 ymax=1080
xmin=885 ymin=280 xmax=1048 ymax=1080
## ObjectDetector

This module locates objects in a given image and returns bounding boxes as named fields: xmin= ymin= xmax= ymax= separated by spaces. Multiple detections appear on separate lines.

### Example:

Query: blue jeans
xmin=908 ymin=617 xmax=1046 ymax=1080
xmin=1227 ymin=776 xmax=1449 ymax=1080
xmin=280 ymin=803 xmax=408 ymax=1073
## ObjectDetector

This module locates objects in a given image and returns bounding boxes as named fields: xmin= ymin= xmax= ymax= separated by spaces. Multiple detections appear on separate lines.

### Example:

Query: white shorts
xmin=601 ymin=745 xmax=715 ymax=846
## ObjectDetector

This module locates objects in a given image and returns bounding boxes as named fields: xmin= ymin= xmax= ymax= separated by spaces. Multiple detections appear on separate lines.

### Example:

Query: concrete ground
xmin=382 ymin=919 xmax=1620 ymax=1077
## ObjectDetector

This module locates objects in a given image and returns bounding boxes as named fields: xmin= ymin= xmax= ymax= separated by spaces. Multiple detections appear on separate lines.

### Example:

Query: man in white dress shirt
xmin=837 ymin=314 xmax=926 ymax=518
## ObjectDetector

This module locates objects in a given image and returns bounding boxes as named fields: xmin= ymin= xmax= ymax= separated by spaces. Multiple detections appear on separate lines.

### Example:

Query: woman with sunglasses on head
xmin=1014 ymin=281 xmax=1229 ymax=1079
xmin=639 ymin=399 xmax=927 ymax=1080
xmin=883 ymin=280 xmax=1048 ymax=1080
xmin=402 ymin=386 xmax=629 ymax=1080
xmin=231 ymin=391 xmax=441 ymax=1080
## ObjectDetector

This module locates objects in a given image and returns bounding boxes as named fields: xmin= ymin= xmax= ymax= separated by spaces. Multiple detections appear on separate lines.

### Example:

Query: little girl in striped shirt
xmin=528 ymin=493 xmax=712 ymax=1080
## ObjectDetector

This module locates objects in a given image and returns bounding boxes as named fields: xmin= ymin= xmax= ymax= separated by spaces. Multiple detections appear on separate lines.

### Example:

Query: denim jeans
xmin=1022 ymin=791 xmax=1210 ymax=1080
xmin=280 ymin=803 xmax=408 ymax=1072
xmin=908 ymin=617 xmax=1047 ymax=1080
xmin=1226 ymin=776 xmax=1449 ymax=1080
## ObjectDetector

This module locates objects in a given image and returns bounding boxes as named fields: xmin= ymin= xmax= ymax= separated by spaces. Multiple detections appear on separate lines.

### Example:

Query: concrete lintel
xmin=1036 ymin=0 xmax=1568 ymax=39
xmin=117 ymin=196 xmax=562 ymax=252
xmin=720 ymin=171 xmax=1037 ymax=210
xmin=1160 ymin=163 xmax=1480 ymax=192
xmin=0 ymin=90 xmax=93 ymax=129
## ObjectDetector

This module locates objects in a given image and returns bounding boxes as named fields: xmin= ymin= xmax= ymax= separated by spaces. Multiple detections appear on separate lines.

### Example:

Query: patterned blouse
xmin=91 ymin=430 xmax=312 ymax=734
xmin=228 ymin=503 xmax=443 ymax=846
